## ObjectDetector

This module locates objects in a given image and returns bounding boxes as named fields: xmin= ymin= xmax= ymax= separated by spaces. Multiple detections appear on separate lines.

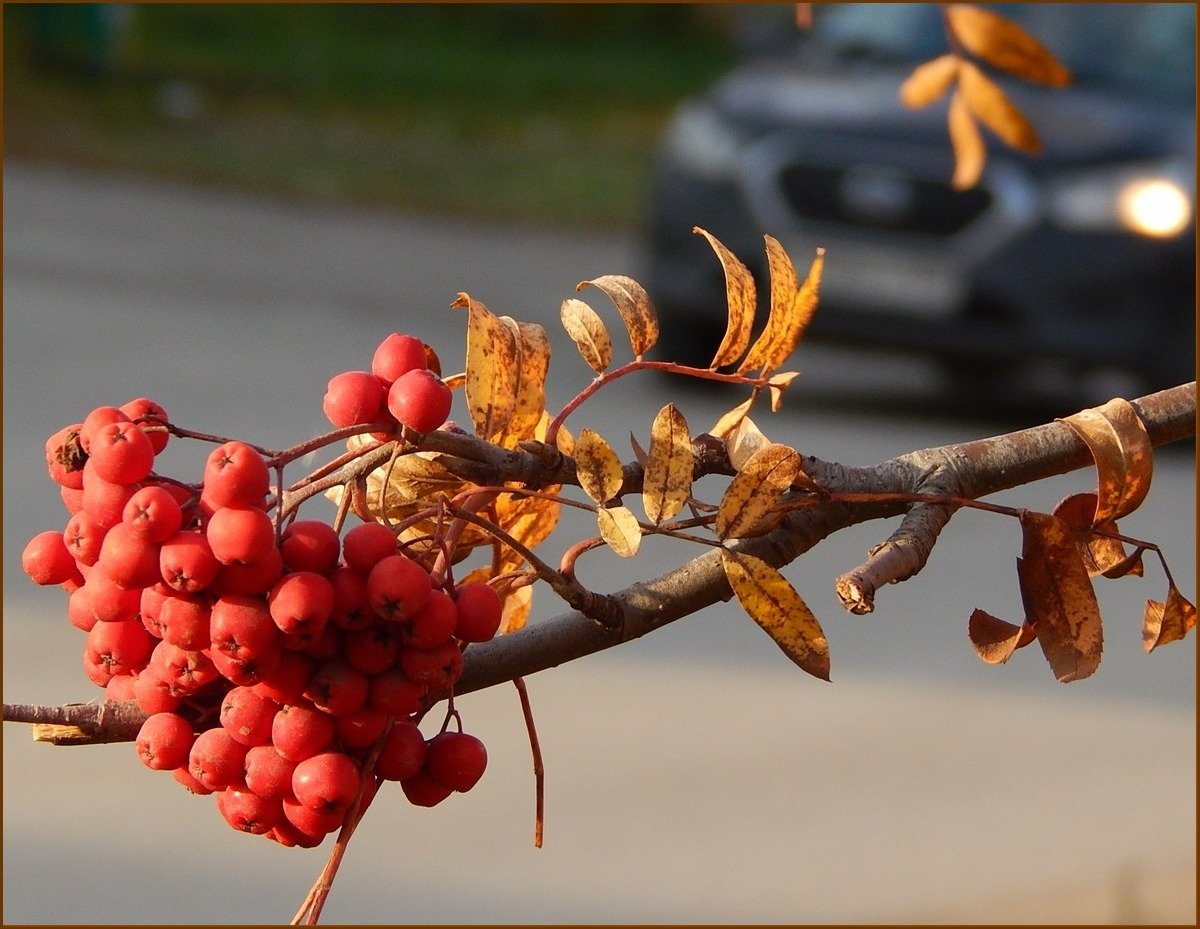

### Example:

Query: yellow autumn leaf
xmin=948 ymin=88 xmax=986 ymax=189
xmin=452 ymin=292 xmax=518 ymax=440
xmin=945 ymin=3 xmax=1072 ymax=87
xmin=642 ymin=403 xmax=692 ymax=524
xmin=721 ymin=549 xmax=830 ymax=681
xmin=709 ymin=395 xmax=757 ymax=442
xmin=899 ymin=53 xmax=960 ymax=109
xmin=767 ymin=370 xmax=801 ymax=413
xmin=575 ymin=428 xmax=624 ymax=505
xmin=739 ymin=239 xmax=824 ymax=376
xmin=716 ymin=443 xmax=802 ymax=541
xmin=1058 ymin=397 xmax=1153 ymax=525
xmin=577 ymin=274 xmax=659 ymax=359
xmin=559 ymin=297 xmax=612 ymax=374
xmin=597 ymin=505 xmax=642 ymax=557
xmin=693 ymin=226 xmax=757 ymax=369
xmin=496 ymin=318 xmax=551 ymax=449
xmin=958 ymin=60 xmax=1041 ymax=154
xmin=1018 ymin=511 xmax=1103 ymax=682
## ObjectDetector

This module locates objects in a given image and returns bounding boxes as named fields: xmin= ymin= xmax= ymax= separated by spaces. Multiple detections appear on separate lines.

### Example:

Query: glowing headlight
xmin=1049 ymin=162 xmax=1194 ymax=239
xmin=1116 ymin=178 xmax=1192 ymax=238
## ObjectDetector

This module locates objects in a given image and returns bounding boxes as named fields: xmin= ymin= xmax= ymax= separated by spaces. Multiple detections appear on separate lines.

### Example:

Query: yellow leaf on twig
xmin=693 ymin=226 xmax=757 ymax=369
xmin=577 ymin=274 xmax=658 ymax=360
xmin=945 ymin=3 xmax=1072 ymax=87
xmin=559 ymin=298 xmax=612 ymax=374
xmin=721 ymin=549 xmax=830 ymax=681
xmin=642 ymin=403 xmax=692 ymax=524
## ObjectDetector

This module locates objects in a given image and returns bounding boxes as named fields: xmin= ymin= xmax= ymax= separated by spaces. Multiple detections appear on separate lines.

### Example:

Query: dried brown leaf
xmin=716 ymin=443 xmax=802 ymax=540
xmin=597 ymin=505 xmax=642 ymax=557
xmin=577 ymin=274 xmax=658 ymax=359
xmin=1058 ymin=397 xmax=1153 ymax=524
xmin=721 ymin=549 xmax=830 ymax=681
xmin=968 ymin=608 xmax=1036 ymax=664
xmin=1018 ymin=511 xmax=1103 ymax=682
xmin=1142 ymin=586 xmax=1198 ymax=653
xmin=946 ymin=3 xmax=1072 ymax=87
xmin=559 ymin=298 xmax=612 ymax=374
xmin=739 ymin=240 xmax=824 ymax=375
xmin=958 ymin=61 xmax=1041 ymax=154
xmin=948 ymin=88 xmax=986 ymax=189
xmin=575 ymin=428 xmax=624 ymax=505
xmin=1052 ymin=492 xmax=1144 ymax=579
xmin=643 ymin=403 xmax=692 ymax=524
xmin=900 ymin=53 xmax=960 ymax=108
xmin=693 ymin=226 xmax=757 ymax=369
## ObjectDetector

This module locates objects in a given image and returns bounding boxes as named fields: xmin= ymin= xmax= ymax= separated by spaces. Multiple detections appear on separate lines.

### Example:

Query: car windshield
xmin=812 ymin=3 xmax=1195 ymax=101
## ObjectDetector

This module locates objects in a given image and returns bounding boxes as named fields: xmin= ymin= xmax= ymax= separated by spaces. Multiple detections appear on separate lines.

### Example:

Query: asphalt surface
xmin=4 ymin=162 xmax=1195 ymax=923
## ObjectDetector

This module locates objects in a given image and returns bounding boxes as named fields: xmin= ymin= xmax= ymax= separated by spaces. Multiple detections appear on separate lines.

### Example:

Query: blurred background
xmin=4 ymin=4 xmax=1195 ymax=924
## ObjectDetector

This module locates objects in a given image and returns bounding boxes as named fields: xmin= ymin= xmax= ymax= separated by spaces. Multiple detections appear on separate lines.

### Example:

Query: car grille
xmin=777 ymin=163 xmax=993 ymax=237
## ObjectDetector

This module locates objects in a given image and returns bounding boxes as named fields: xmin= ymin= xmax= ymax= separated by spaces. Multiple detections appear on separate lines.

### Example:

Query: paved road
xmin=4 ymin=163 xmax=1194 ymax=923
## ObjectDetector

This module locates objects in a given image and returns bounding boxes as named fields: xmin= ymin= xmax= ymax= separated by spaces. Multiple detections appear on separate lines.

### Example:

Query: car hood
xmin=708 ymin=59 xmax=1194 ymax=169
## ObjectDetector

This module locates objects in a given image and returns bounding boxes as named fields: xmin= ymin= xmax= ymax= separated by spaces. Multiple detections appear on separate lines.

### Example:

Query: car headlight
xmin=1048 ymin=161 xmax=1194 ymax=238
xmin=659 ymin=101 xmax=744 ymax=182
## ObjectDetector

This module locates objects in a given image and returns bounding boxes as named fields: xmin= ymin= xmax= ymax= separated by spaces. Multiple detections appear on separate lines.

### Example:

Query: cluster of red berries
xmin=323 ymin=332 xmax=453 ymax=435
xmin=22 ymin=339 xmax=501 ymax=848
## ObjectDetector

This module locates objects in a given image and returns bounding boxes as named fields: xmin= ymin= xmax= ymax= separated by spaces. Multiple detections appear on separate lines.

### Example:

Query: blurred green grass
xmin=4 ymin=4 xmax=739 ymax=228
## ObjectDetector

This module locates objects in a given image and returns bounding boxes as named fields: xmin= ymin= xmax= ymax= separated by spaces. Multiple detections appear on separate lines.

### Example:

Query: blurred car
xmin=642 ymin=3 xmax=1196 ymax=406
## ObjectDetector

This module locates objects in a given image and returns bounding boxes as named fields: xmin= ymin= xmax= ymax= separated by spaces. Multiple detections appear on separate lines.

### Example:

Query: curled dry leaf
xmin=721 ymin=549 xmax=830 ymax=681
xmin=957 ymin=61 xmax=1041 ymax=154
xmin=710 ymin=394 xmax=757 ymax=442
xmin=968 ymin=608 xmax=1036 ymax=664
xmin=948 ymin=88 xmax=986 ymax=189
xmin=576 ymin=274 xmax=658 ymax=360
xmin=1018 ymin=511 xmax=1103 ymax=682
xmin=693 ymin=226 xmax=757 ymax=369
xmin=739 ymin=239 xmax=824 ymax=376
xmin=899 ymin=53 xmax=960 ymax=108
xmin=499 ymin=319 xmax=551 ymax=450
xmin=559 ymin=298 xmax=612 ymax=374
xmin=1142 ymin=586 xmax=1197 ymax=653
xmin=716 ymin=443 xmax=802 ymax=541
xmin=945 ymin=3 xmax=1072 ymax=87
xmin=724 ymin=414 xmax=771 ymax=471
xmin=575 ymin=428 xmax=624 ymax=505
xmin=1052 ymin=492 xmax=1144 ymax=579
xmin=597 ymin=505 xmax=641 ymax=558
xmin=643 ymin=403 xmax=692 ymax=525
xmin=1058 ymin=397 xmax=1153 ymax=525
xmin=452 ymin=293 xmax=519 ymax=440
xmin=767 ymin=371 xmax=800 ymax=413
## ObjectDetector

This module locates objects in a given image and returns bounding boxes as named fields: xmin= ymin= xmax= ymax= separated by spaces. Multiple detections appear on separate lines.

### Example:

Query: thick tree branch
xmin=5 ymin=382 xmax=1194 ymax=744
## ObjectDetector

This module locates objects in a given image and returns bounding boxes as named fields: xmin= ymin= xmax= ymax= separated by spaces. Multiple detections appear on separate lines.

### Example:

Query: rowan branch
xmin=5 ymin=382 xmax=1194 ymax=745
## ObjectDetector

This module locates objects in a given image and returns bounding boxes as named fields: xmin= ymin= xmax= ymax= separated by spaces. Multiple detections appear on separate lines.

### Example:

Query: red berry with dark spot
xmin=203 ymin=441 xmax=269 ymax=509
xmin=136 ymin=711 xmax=194 ymax=771
xmin=366 ymin=554 xmax=431 ymax=622
xmin=454 ymin=581 xmax=504 ymax=643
